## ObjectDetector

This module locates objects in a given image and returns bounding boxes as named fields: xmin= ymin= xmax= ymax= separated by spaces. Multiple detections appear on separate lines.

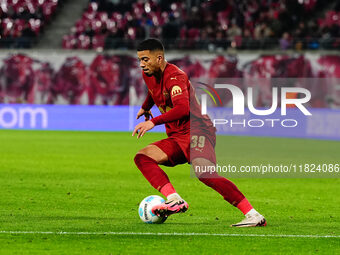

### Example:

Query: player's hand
xmin=132 ymin=120 xmax=155 ymax=139
xmin=136 ymin=108 xmax=154 ymax=121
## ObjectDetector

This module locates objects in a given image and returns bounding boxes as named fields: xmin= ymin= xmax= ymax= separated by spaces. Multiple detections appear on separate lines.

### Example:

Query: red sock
xmin=198 ymin=172 xmax=245 ymax=207
xmin=134 ymin=154 xmax=175 ymax=196
xmin=160 ymin=183 xmax=176 ymax=197
xmin=237 ymin=198 xmax=253 ymax=215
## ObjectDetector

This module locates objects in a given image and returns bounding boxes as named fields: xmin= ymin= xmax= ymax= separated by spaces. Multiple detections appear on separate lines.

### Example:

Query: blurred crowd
xmin=0 ymin=0 xmax=64 ymax=48
xmin=0 ymin=53 xmax=340 ymax=108
xmin=63 ymin=0 xmax=340 ymax=50
xmin=0 ymin=0 xmax=338 ymax=50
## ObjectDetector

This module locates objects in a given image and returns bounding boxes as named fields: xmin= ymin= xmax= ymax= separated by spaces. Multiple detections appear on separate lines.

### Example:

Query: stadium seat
xmin=0 ymin=0 xmax=63 ymax=48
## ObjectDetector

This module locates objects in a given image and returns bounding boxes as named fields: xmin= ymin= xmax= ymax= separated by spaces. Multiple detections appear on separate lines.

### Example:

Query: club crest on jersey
xmin=171 ymin=86 xmax=182 ymax=97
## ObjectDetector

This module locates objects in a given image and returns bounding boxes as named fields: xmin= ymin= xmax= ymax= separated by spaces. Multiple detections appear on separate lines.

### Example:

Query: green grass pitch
xmin=0 ymin=130 xmax=339 ymax=254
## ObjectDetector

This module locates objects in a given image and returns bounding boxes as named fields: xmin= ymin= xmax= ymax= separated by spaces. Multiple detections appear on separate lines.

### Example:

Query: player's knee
xmin=135 ymin=147 xmax=153 ymax=160
xmin=135 ymin=145 xmax=167 ymax=164
xmin=134 ymin=153 xmax=158 ymax=169
xmin=134 ymin=153 xmax=143 ymax=167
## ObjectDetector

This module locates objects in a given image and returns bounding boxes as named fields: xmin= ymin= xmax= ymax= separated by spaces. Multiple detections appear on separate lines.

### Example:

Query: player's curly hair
xmin=137 ymin=38 xmax=164 ymax=52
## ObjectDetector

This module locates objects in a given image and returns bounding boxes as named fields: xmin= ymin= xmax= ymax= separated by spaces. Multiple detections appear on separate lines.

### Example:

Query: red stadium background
xmin=0 ymin=53 xmax=339 ymax=108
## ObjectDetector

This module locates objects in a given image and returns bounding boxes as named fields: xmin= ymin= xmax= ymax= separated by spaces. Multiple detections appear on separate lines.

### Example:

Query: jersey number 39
xmin=191 ymin=135 xmax=206 ymax=148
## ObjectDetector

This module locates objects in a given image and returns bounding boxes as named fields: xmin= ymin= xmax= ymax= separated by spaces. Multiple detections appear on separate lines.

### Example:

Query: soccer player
xmin=132 ymin=39 xmax=266 ymax=227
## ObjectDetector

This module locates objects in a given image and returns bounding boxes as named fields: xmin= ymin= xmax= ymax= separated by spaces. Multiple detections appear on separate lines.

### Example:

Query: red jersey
xmin=141 ymin=63 xmax=213 ymax=137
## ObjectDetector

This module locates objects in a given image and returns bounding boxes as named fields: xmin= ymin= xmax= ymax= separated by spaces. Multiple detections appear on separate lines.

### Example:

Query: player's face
xmin=137 ymin=50 xmax=162 ymax=76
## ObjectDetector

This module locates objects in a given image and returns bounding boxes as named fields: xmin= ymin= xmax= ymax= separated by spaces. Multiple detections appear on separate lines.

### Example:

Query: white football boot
xmin=231 ymin=211 xmax=267 ymax=227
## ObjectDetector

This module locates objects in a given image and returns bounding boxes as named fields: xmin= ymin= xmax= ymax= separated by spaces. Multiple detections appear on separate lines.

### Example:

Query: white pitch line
xmin=0 ymin=231 xmax=339 ymax=239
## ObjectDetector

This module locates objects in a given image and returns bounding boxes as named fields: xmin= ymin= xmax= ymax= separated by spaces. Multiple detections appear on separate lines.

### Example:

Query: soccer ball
xmin=138 ymin=195 xmax=167 ymax=224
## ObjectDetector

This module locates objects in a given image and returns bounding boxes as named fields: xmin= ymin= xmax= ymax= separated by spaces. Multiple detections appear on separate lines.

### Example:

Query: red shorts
xmin=152 ymin=137 xmax=188 ymax=166
xmin=152 ymin=126 xmax=216 ymax=166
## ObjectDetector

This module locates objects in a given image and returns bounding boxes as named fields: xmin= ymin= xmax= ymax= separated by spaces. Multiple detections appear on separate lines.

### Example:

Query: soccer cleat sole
xmin=231 ymin=218 xmax=267 ymax=228
xmin=153 ymin=204 xmax=188 ymax=217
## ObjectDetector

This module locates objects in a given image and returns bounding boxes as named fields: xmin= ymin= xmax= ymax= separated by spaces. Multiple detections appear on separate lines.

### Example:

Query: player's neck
xmin=154 ymin=61 xmax=168 ymax=82
xmin=160 ymin=60 xmax=167 ymax=73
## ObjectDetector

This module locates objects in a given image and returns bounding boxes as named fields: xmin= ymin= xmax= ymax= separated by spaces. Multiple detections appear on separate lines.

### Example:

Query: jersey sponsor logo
xmin=158 ymin=106 xmax=172 ymax=114
xmin=171 ymin=85 xmax=182 ymax=97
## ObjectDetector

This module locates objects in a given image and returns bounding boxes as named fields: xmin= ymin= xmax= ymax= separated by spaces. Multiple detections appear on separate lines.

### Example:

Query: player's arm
xmin=132 ymin=75 xmax=189 ymax=138
xmin=132 ymin=89 xmax=189 ymax=139
xmin=150 ymin=75 xmax=189 ymax=126
xmin=142 ymin=91 xmax=154 ymax=111
xmin=136 ymin=91 xmax=154 ymax=121
xmin=133 ymin=91 xmax=155 ymax=138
